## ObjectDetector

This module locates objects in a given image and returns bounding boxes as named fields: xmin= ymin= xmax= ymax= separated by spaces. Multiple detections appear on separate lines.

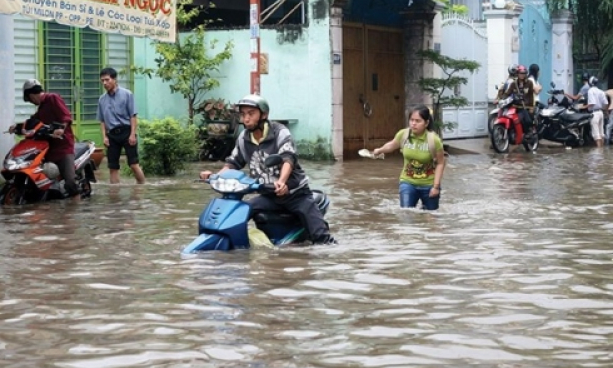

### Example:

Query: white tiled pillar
xmin=330 ymin=6 xmax=343 ymax=161
xmin=551 ymin=9 xmax=574 ymax=94
xmin=0 ymin=15 xmax=15 ymax=160
xmin=484 ymin=4 xmax=522 ymax=101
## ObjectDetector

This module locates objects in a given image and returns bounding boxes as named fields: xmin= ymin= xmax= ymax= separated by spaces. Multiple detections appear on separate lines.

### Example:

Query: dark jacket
xmin=32 ymin=93 xmax=75 ymax=161
xmin=502 ymin=78 xmax=535 ymax=110
xmin=225 ymin=121 xmax=308 ymax=192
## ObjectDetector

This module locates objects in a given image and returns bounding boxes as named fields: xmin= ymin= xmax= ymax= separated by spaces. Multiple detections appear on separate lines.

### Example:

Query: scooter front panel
xmin=198 ymin=198 xmax=251 ymax=248
xmin=182 ymin=233 xmax=234 ymax=253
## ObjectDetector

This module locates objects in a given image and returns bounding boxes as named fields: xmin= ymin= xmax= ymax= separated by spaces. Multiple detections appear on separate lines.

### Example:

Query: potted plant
xmin=196 ymin=98 xmax=238 ymax=135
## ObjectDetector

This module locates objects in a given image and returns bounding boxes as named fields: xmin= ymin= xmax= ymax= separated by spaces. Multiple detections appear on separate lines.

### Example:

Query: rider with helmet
xmin=496 ymin=64 xmax=518 ymax=102
xmin=586 ymin=76 xmax=609 ymax=147
xmin=199 ymin=94 xmax=336 ymax=245
xmin=501 ymin=64 xmax=536 ymax=138
xmin=565 ymin=72 xmax=591 ymax=103
xmin=9 ymin=79 xmax=79 ymax=198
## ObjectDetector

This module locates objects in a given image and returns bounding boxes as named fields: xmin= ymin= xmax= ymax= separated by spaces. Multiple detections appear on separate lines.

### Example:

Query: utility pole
xmin=250 ymin=0 xmax=261 ymax=95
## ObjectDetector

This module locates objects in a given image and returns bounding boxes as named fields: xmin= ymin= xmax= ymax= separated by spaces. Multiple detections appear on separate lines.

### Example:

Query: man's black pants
xmin=247 ymin=187 xmax=334 ymax=244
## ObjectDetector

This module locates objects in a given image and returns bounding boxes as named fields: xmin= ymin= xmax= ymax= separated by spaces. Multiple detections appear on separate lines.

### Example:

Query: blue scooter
xmin=182 ymin=155 xmax=330 ymax=254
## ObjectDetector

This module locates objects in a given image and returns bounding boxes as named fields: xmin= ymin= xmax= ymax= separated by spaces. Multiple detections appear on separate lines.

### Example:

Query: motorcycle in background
xmin=0 ymin=119 xmax=97 ymax=205
xmin=197 ymin=120 xmax=239 ymax=162
xmin=490 ymin=96 xmax=540 ymax=153
xmin=536 ymin=83 xmax=593 ymax=147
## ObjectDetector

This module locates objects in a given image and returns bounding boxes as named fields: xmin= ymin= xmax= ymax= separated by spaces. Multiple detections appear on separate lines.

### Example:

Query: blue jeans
xmin=399 ymin=182 xmax=440 ymax=210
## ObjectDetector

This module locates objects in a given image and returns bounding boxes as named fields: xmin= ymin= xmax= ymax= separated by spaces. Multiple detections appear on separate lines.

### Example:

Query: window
xmin=40 ymin=22 xmax=103 ymax=121
xmin=180 ymin=0 xmax=306 ymax=30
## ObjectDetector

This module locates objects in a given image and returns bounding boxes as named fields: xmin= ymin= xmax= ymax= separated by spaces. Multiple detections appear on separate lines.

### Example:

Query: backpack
xmin=400 ymin=129 xmax=438 ymax=164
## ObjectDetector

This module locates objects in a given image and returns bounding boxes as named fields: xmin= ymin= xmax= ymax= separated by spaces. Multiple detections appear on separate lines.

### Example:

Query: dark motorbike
xmin=197 ymin=120 xmax=239 ymax=162
xmin=537 ymin=84 xmax=593 ymax=147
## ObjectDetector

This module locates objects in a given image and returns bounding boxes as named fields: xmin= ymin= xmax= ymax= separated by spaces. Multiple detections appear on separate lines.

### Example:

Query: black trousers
xmin=518 ymin=109 xmax=533 ymax=133
xmin=247 ymin=188 xmax=334 ymax=244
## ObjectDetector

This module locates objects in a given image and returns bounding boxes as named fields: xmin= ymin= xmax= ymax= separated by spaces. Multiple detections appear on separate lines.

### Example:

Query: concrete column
xmin=330 ymin=6 xmax=343 ymax=161
xmin=0 ymin=15 xmax=15 ymax=161
xmin=431 ymin=9 xmax=443 ymax=82
xmin=484 ymin=4 xmax=523 ymax=101
xmin=551 ymin=9 xmax=574 ymax=94
xmin=402 ymin=5 xmax=437 ymax=117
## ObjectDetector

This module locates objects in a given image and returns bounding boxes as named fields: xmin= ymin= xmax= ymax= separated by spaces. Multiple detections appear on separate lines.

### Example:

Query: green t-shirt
xmin=394 ymin=129 xmax=443 ymax=186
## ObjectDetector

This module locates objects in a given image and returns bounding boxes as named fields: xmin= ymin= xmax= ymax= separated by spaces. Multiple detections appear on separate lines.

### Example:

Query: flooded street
xmin=2 ymin=145 xmax=613 ymax=367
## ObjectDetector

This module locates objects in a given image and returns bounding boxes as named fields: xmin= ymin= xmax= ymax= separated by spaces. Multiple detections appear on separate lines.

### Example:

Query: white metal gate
xmin=440 ymin=13 xmax=489 ymax=139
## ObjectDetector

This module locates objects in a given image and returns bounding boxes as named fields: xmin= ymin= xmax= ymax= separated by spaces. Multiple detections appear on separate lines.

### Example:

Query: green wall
xmin=133 ymin=5 xmax=333 ymax=157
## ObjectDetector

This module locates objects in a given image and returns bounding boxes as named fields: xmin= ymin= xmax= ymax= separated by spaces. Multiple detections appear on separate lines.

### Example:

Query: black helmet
xmin=589 ymin=76 xmax=599 ymax=87
xmin=22 ymin=78 xmax=43 ymax=102
xmin=582 ymin=72 xmax=590 ymax=81
xmin=508 ymin=64 xmax=519 ymax=77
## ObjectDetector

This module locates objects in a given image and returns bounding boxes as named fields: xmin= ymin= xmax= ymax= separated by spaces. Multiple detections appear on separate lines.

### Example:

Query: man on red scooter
xmin=9 ymin=79 xmax=79 ymax=198
xmin=501 ymin=64 xmax=536 ymax=140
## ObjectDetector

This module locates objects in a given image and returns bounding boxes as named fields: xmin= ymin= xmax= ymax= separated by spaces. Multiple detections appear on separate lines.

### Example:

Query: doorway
xmin=342 ymin=23 xmax=405 ymax=159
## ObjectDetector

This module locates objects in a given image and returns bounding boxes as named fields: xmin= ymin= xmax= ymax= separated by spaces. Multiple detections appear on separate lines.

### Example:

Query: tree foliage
xmin=545 ymin=0 xmax=613 ymax=74
xmin=133 ymin=0 xmax=234 ymax=123
xmin=417 ymin=49 xmax=480 ymax=134
xmin=439 ymin=0 xmax=468 ymax=15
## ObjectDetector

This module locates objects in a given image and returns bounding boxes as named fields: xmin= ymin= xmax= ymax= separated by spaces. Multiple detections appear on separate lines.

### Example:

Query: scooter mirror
xmin=550 ymin=81 xmax=556 ymax=88
xmin=494 ymin=85 xmax=498 ymax=90
xmin=264 ymin=154 xmax=283 ymax=167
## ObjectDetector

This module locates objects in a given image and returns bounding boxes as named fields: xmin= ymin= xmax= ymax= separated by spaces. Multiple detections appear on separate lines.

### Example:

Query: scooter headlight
xmin=209 ymin=177 xmax=250 ymax=193
xmin=4 ymin=153 xmax=36 ymax=170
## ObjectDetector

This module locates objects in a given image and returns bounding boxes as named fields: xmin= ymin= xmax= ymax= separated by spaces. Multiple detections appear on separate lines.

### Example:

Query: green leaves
xmin=132 ymin=0 xmax=234 ymax=123
xmin=439 ymin=0 xmax=468 ymax=15
xmin=546 ymin=0 xmax=613 ymax=75
xmin=138 ymin=117 xmax=199 ymax=176
xmin=416 ymin=49 xmax=481 ymax=134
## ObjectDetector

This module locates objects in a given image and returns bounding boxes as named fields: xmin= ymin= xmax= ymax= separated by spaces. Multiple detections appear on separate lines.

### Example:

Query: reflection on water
xmin=2 ymin=147 xmax=613 ymax=367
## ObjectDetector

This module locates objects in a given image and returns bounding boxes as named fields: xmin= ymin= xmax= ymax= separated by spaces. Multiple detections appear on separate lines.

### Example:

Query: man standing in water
xmin=97 ymin=67 xmax=145 ymax=184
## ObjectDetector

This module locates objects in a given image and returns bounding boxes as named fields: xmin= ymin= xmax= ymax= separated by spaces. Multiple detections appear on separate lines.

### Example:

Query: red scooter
xmin=490 ymin=96 xmax=539 ymax=153
xmin=0 ymin=119 xmax=97 ymax=205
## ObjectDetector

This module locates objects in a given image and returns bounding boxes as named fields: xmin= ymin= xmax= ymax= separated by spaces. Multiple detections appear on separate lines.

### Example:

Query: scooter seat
xmin=561 ymin=111 xmax=592 ymax=122
xmin=253 ymin=211 xmax=299 ymax=226
xmin=75 ymin=142 xmax=90 ymax=159
xmin=252 ymin=189 xmax=330 ymax=226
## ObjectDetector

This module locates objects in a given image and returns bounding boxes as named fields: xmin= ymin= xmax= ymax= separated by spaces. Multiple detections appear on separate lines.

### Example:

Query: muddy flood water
xmin=1 ymin=145 xmax=613 ymax=367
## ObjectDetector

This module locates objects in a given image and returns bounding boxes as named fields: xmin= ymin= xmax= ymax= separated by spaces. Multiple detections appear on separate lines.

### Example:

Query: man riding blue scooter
xmin=198 ymin=94 xmax=336 ymax=246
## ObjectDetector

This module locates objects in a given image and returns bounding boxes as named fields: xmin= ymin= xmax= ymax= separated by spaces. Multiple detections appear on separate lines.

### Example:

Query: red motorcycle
xmin=490 ymin=96 xmax=539 ymax=153
xmin=0 ymin=119 xmax=97 ymax=205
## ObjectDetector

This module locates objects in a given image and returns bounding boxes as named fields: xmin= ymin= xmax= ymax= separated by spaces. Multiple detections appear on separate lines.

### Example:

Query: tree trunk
xmin=188 ymin=97 xmax=195 ymax=125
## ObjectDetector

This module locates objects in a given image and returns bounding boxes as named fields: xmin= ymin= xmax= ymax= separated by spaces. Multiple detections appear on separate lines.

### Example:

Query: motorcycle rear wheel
xmin=491 ymin=125 xmax=510 ymax=153
xmin=80 ymin=179 xmax=92 ymax=198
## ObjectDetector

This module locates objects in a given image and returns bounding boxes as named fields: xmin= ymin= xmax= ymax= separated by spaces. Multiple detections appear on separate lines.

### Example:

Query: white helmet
xmin=23 ymin=79 xmax=43 ymax=102
xmin=589 ymin=76 xmax=599 ymax=87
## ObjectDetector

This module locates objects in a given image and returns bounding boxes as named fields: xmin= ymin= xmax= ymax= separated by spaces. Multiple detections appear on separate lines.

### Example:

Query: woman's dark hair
xmin=528 ymin=64 xmax=540 ymax=81
xmin=409 ymin=104 xmax=434 ymax=131
xmin=100 ymin=67 xmax=118 ymax=79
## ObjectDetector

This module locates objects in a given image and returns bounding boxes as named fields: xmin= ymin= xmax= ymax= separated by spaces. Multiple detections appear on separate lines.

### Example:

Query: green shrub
xmin=139 ymin=117 xmax=198 ymax=176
